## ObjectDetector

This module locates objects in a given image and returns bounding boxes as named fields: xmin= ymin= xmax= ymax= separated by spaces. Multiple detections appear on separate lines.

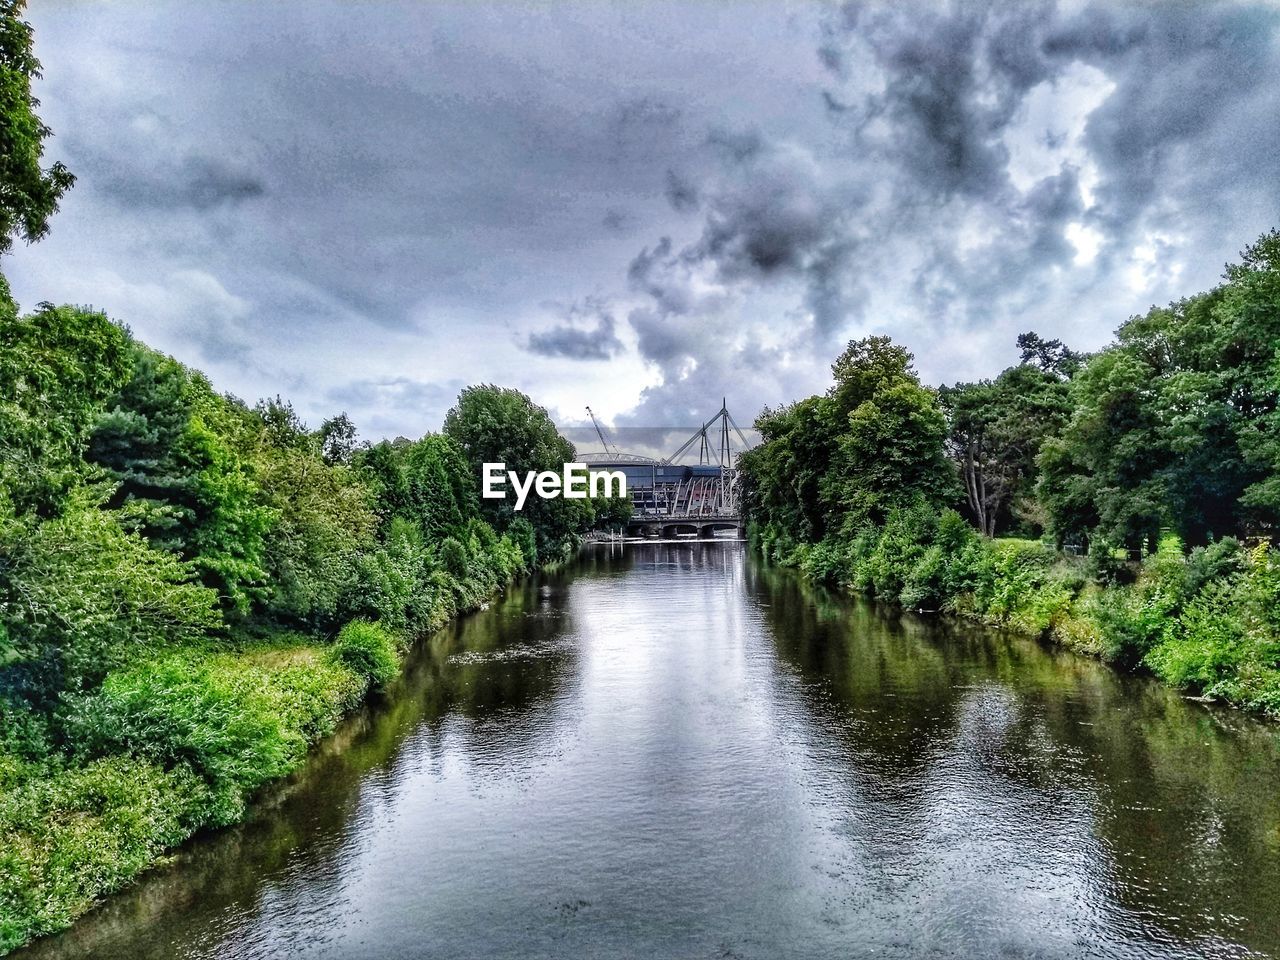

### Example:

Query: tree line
xmin=0 ymin=5 xmax=635 ymax=946
xmin=739 ymin=230 xmax=1280 ymax=718
xmin=0 ymin=292 xmax=627 ymax=949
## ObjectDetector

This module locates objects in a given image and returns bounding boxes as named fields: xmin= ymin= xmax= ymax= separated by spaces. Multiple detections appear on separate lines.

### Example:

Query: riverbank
xmin=13 ymin=542 xmax=1280 ymax=959
xmin=752 ymin=508 xmax=1280 ymax=719
xmin=0 ymin=303 xmax=619 ymax=954
xmin=0 ymin=565 xmax=528 ymax=955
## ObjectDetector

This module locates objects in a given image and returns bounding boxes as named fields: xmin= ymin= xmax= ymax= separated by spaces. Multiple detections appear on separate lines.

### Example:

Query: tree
xmin=0 ymin=1 xmax=75 ymax=254
xmin=739 ymin=394 xmax=839 ymax=544
xmin=940 ymin=361 xmax=1073 ymax=537
xmin=1038 ymin=260 xmax=1275 ymax=551
xmin=177 ymin=416 xmax=274 ymax=614
xmin=824 ymin=337 xmax=956 ymax=534
xmin=0 ymin=487 xmax=220 ymax=699
xmin=88 ymin=343 xmax=194 ymax=548
xmin=319 ymin=413 xmax=357 ymax=466
xmin=1221 ymin=230 xmax=1280 ymax=533
xmin=739 ymin=336 xmax=957 ymax=546
xmin=0 ymin=301 xmax=131 ymax=513
xmin=254 ymin=395 xmax=311 ymax=453
xmin=400 ymin=433 xmax=474 ymax=541
xmin=443 ymin=385 xmax=588 ymax=561
xmin=254 ymin=415 xmax=377 ymax=629
xmin=1016 ymin=331 xmax=1083 ymax=378
xmin=87 ymin=347 xmax=274 ymax=612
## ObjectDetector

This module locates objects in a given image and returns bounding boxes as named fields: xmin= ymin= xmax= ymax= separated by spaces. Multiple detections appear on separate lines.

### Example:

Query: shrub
xmin=64 ymin=647 xmax=365 ymax=825
xmin=351 ymin=517 xmax=439 ymax=633
xmin=440 ymin=536 xmax=468 ymax=579
xmin=1185 ymin=537 xmax=1245 ymax=595
xmin=1145 ymin=544 xmax=1280 ymax=714
xmin=507 ymin=517 xmax=537 ymax=570
xmin=1088 ymin=534 xmax=1189 ymax=666
xmin=0 ymin=756 xmax=207 ymax=953
xmin=900 ymin=544 xmax=946 ymax=610
xmin=332 ymin=620 xmax=401 ymax=689
xmin=969 ymin=538 xmax=1050 ymax=621
xmin=800 ymin=538 xmax=846 ymax=585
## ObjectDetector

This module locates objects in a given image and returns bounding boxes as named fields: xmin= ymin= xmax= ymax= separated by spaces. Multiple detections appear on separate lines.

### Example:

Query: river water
xmin=18 ymin=543 xmax=1280 ymax=959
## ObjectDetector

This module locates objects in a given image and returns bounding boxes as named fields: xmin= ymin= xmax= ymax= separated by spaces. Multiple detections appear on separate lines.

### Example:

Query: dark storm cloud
xmin=526 ymin=299 xmax=624 ymax=360
xmin=663 ymin=170 xmax=700 ymax=212
xmin=9 ymin=1 xmax=1280 ymax=436
xmin=96 ymin=153 xmax=266 ymax=211
xmin=625 ymin=133 xmax=868 ymax=358
xmin=823 ymin=0 xmax=1280 ymax=243
xmin=620 ymin=0 xmax=1280 ymax=421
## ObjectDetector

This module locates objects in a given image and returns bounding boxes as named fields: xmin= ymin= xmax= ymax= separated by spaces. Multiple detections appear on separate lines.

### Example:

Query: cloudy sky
xmin=9 ymin=0 xmax=1280 ymax=442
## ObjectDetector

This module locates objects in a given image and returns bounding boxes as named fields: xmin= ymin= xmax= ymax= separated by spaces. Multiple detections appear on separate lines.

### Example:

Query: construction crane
xmin=585 ymin=406 xmax=620 ymax=457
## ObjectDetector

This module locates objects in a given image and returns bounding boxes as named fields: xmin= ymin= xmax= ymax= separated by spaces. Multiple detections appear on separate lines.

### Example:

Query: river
xmin=17 ymin=542 xmax=1280 ymax=959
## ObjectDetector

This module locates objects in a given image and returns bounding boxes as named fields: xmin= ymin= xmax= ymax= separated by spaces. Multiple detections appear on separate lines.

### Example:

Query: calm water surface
xmin=18 ymin=543 xmax=1280 ymax=959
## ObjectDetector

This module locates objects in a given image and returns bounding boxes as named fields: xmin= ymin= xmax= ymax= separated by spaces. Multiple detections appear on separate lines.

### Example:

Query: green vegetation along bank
xmin=0 ymin=297 xmax=635 ymax=954
xmin=0 ymin=7 xmax=633 ymax=949
xmin=0 ymin=299 xmax=627 ymax=952
xmin=740 ymin=229 xmax=1280 ymax=718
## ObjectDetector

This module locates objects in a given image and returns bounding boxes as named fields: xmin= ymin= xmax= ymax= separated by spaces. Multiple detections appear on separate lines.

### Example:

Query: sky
xmin=8 ymin=0 xmax=1280 ymax=445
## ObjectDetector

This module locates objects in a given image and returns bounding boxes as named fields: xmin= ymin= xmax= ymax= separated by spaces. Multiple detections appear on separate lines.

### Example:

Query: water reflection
xmin=747 ymin=561 xmax=1280 ymax=957
xmin=17 ymin=543 xmax=1280 ymax=960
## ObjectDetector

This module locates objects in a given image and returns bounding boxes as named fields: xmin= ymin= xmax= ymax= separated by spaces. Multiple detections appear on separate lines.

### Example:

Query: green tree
xmin=443 ymin=385 xmax=588 ymax=561
xmin=255 ymin=428 xmax=376 ymax=630
xmin=824 ymin=337 xmax=956 ymax=534
xmin=401 ymin=434 xmax=474 ymax=541
xmin=0 ymin=1 xmax=75 ymax=254
xmin=1223 ymin=230 xmax=1280 ymax=530
xmin=740 ymin=336 xmax=956 ymax=547
xmin=319 ymin=412 xmax=357 ymax=466
xmin=940 ymin=358 xmax=1073 ymax=537
xmin=738 ymin=395 xmax=839 ymax=544
xmin=0 ymin=301 xmax=130 ymax=513
xmin=178 ymin=417 xmax=274 ymax=613
xmin=1016 ymin=331 xmax=1083 ymax=378
xmin=87 ymin=346 xmax=274 ymax=611
xmin=1038 ymin=279 xmax=1265 ymax=550
xmin=0 ymin=488 xmax=220 ymax=698
xmin=88 ymin=343 xmax=194 ymax=548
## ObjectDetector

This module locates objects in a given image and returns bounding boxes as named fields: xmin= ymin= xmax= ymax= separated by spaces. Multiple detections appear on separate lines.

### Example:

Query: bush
xmin=351 ymin=517 xmax=440 ymax=633
xmin=332 ymin=620 xmax=401 ymax=689
xmin=0 ymin=756 xmax=207 ymax=953
xmin=1185 ymin=537 xmax=1245 ymax=595
xmin=900 ymin=544 xmax=947 ymax=610
xmin=440 ymin=536 xmax=468 ymax=579
xmin=507 ymin=517 xmax=537 ymax=570
xmin=64 ymin=646 xmax=365 ymax=825
xmin=1144 ymin=544 xmax=1280 ymax=713
xmin=800 ymin=538 xmax=847 ymax=585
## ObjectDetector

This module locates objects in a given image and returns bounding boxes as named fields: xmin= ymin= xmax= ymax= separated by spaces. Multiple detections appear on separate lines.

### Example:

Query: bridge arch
xmin=660 ymin=522 xmax=700 ymax=539
xmin=699 ymin=522 xmax=743 ymax=539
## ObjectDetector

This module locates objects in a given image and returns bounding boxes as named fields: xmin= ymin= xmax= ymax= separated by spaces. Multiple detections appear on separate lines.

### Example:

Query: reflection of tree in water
xmin=404 ymin=571 xmax=587 ymax=782
xmin=17 ymin=574 xmax=586 ymax=960
xmin=22 ymin=547 xmax=1280 ymax=960
xmin=747 ymin=558 xmax=1280 ymax=956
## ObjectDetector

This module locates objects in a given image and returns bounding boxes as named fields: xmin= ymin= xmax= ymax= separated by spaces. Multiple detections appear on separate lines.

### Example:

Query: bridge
xmin=581 ymin=402 xmax=752 ymax=539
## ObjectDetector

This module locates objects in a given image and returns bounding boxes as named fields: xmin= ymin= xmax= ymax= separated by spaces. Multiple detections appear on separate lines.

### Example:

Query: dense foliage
xmin=742 ymin=230 xmax=1280 ymax=719
xmin=0 ymin=1 xmax=73 ymax=255
xmin=0 ymin=293 xmax=617 ymax=949
xmin=0 ymin=294 xmax=621 ymax=948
